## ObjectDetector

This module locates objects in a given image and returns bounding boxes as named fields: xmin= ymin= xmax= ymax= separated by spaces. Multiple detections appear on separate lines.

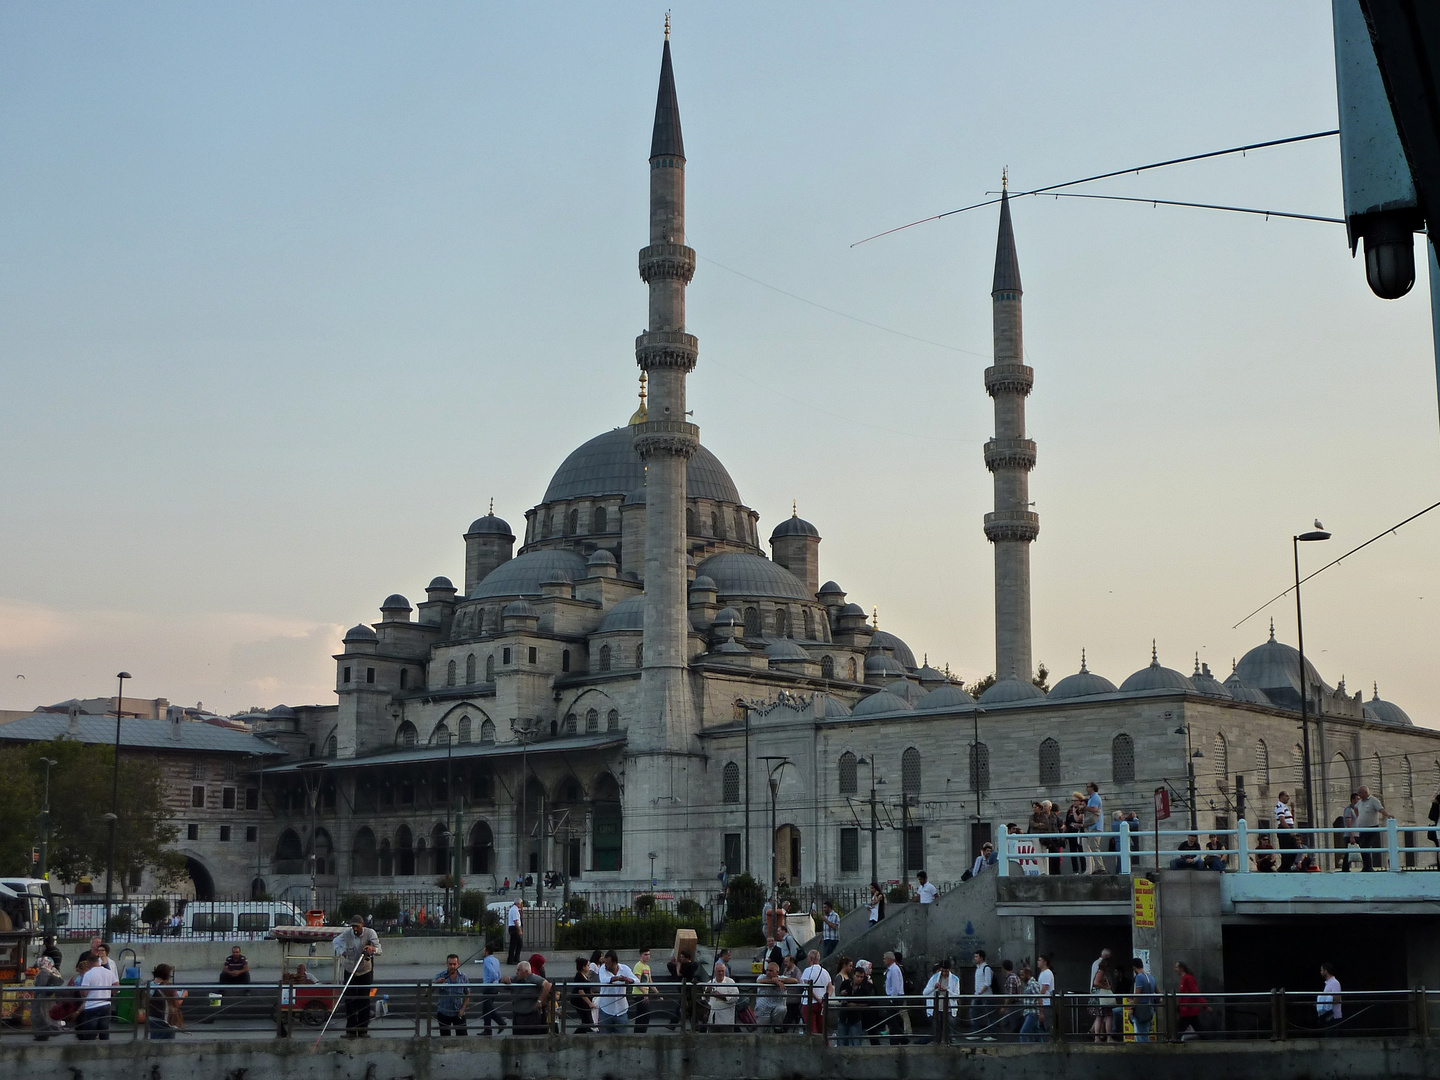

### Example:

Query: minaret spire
xmin=634 ymin=27 xmax=699 ymax=752
xmin=983 ymin=179 xmax=1037 ymax=682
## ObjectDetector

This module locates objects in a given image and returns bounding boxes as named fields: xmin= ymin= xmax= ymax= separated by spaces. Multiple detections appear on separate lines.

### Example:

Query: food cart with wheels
xmin=272 ymin=925 xmax=348 ymax=1026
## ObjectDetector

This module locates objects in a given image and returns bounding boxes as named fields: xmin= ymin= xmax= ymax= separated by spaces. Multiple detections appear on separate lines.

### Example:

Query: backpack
xmin=991 ymin=965 xmax=1004 ymax=995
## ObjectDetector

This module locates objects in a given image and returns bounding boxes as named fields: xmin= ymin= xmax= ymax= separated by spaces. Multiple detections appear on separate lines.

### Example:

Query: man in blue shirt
xmin=479 ymin=941 xmax=505 ymax=1035
xmin=432 ymin=954 xmax=470 ymax=1036
xmin=1082 ymin=782 xmax=1105 ymax=874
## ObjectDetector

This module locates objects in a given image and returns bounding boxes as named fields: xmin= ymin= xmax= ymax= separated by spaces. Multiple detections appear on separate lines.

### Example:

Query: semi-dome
xmin=343 ymin=623 xmax=377 ymax=643
xmin=695 ymin=552 xmax=812 ymax=601
xmin=541 ymin=427 xmax=743 ymax=504
xmin=1367 ymin=684 xmax=1414 ymax=726
xmin=427 ymin=576 xmax=455 ymax=591
xmin=466 ymin=514 xmax=514 ymax=537
xmin=1048 ymin=653 xmax=1118 ymax=700
xmin=1234 ymin=622 xmax=1325 ymax=708
xmin=1223 ymin=663 xmax=1272 ymax=706
xmin=979 ymin=676 xmax=1047 ymax=704
xmin=503 ymin=599 xmax=539 ymax=618
xmin=851 ymin=689 xmax=915 ymax=716
xmin=770 ymin=514 xmax=819 ymax=540
xmin=1120 ymin=645 xmax=1196 ymax=694
xmin=917 ymin=683 xmax=978 ymax=711
xmin=864 ymin=652 xmax=907 ymax=678
xmin=597 ymin=594 xmax=647 ymax=633
xmin=765 ymin=639 xmax=811 ymax=661
xmin=381 ymin=594 xmax=412 ymax=612
xmin=472 ymin=549 xmax=590 ymax=599
xmin=1189 ymin=659 xmax=1232 ymax=699
xmin=869 ymin=630 xmax=917 ymax=670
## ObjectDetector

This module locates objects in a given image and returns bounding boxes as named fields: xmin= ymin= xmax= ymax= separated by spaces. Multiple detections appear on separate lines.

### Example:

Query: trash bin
xmin=113 ymin=965 xmax=141 ymax=1024
xmin=306 ymin=910 xmax=325 ymax=927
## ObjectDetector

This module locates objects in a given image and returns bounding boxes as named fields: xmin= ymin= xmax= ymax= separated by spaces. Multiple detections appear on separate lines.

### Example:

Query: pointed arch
xmin=847 ymin=657 xmax=857 ymax=681
xmin=378 ymin=837 xmax=393 ymax=877
xmin=686 ymin=507 xmax=697 ymax=535
xmin=486 ymin=654 xmax=495 ymax=681
xmin=902 ymin=747 xmax=922 ymax=793
xmin=396 ymin=826 xmax=415 ymax=876
xmin=607 ymin=709 xmax=620 ymax=731
xmin=586 ymin=708 xmax=599 ymax=734
xmin=480 ymin=718 xmax=496 ymax=744
xmin=821 ymin=655 xmax=835 ymax=679
xmin=722 ymin=762 xmax=740 ymax=804
xmin=635 ymin=642 xmax=643 ymax=667
xmin=838 ymin=751 xmax=857 ymax=795
xmin=395 ymin=721 xmax=418 ymax=748
xmin=593 ymin=771 xmax=623 ymax=871
xmin=743 ymin=607 xmax=761 ymax=638
xmin=803 ymin=609 xmax=814 ymax=639
xmin=1255 ymin=739 xmax=1270 ymax=792
xmin=351 ymin=827 xmax=378 ymax=877
xmin=593 ymin=506 xmax=608 ymax=533
xmin=564 ymin=712 xmax=577 ymax=735
xmin=774 ymin=607 xmax=790 ymax=638
xmin=598 ymin=644 xmax=611 ymax=672
xmin=466 ymin=653 xmax=476 ymax=684
xmin=1039 ymin=737 xmax=1061 ymax=784
xmin=458 ymin=716 xmax=472 ymax=744
xmin=446 ymin=660 xmax=457 ymax=687
xmin=1214 ymin=732 xmax=1230 ymax=790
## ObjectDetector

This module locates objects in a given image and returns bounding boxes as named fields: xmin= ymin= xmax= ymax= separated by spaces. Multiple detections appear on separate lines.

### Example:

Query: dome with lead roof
xmin=343 ymin=623 xmax=378 ymax=643
xmin=1189 ymin=658 xmax=1232 ymax=699
xmin=466 ymin=514 xmax=514 ymax=538
xmin=917 ymin=683 xmax=978 ymax=711
xmin=770 ymin=514 xmax=819 ymax=540
xmin=765 ymin=639 xmax=812 ymax=662
xmin=864 ymin=652 xmax=906 ymax=678
xmin=1048 ymin=652 xmax=1118 ymax=700
xmin=851 ymin=690 xmax=915 ymax=716
xmin=696 ymin=552 xmax=812 ymax=601
xmin=381 ymin=594 xmax=412 ymax=612
xmin=979 ymin=676 xmax=1047 ymax=704
xmin=541 ymin=427 xmax=743 ymax=504
xmin=1234 ymin=622 xmax=1326 ymax=708
xmin=472 ymin=549 xmax=590 ymax=600
xmin=1367 ymin=684 xmax=1413 ymax=726
xmin=869 ymin=630 xmax=917 ymax=671
xmin=598 ymin=595 xmax=647 ymax=633
xmin=1120 ymin=644 xmax=1197 ymax=693
xmin=1223 ymin=663 xmax=1272 ymax=706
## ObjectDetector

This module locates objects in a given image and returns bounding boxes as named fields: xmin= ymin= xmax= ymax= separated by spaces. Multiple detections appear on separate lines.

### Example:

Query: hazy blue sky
xmin=3 ymin=3 xmax=1436 ymax=726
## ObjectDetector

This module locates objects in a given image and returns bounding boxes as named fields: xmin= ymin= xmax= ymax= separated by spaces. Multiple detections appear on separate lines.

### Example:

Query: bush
xmin=718 ymin=915 xmax=764 ymax=948
xmin=886 ymin=883 xmax=911 ymax=905
xmin=336 ymin=894 xmax=371 ymax=923
xmin=373 ymin=896 xmax=402 ymax=922
xmin=140 ymin=898 xmax=171 ymax=926
xmin=633 ymin=893 xmax=656 ymax=915
xmin=108 ymin=911 xmax=133 ymax=935
xmin=556 ymin=913 xmax=701 ymax=951
xmin=458 ymin=890 xmax=486 ymax=924
xmin=675 ymin=897 xmax=704 ymax=920
xmin=562 ymin=896 xmax=590 ymax=918
xmin=725 ymin=873 xmax=765 ymax=920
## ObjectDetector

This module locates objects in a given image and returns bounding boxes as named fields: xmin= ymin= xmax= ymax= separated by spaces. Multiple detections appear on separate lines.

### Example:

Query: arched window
xmin=847 ymin=657 xmax=858 ymax=681
xmin=566 ymin=509 xmax=578 ymax=535
xmin=1402 ymin=755 xmax=1413 ymax=800
xmin=431 ymin=823 xmax=450 ymax=876
xmin=593 ymin=772 xmax=623 ymax=871
xmin=351 ymin=827 xmax=378 ymax=877
xmin=803 ymin=610 xmax=814 ymax=639
xmin=968 ymin=743 xmax=990 ymax=793
xmin=396 ymin=721 xmax=417 ymax=747
xmin=1039 ymin=738 xmax=1061 ymax=784
xmin=586 ymin=708 xmax=599 ymax=733
xmin=775 ymin=608 xmax=790 ymax=638
xmin=1370 ymin=751 xmax=1384 ymax=795
xmin=312 ymin=828 xmax=334 ymax=876
xmin=1255 ymin=739 xmax=1270 ymax=791
xmin=476 ymin=608 xmax=486 ymax=634
xmin=480 ymin=718 xmax=495 ymax=745
xmin=635 ymin=643 xmax=643 ymax=667
xmin=686 ymin=507 xmax=697 ymax=534
xmin=400 ymin=668 xmax=409 ymax=689
xmin=486 ymin=654 xmax=495 ymax=681
xmin=468 ymin=821 xmax=494 ymax=874
xmin=562 ymin=649 xmax=571 ymax=672
xmin=743 ymin=607 xmax=761 ymax=637
xmin=564 ymin=712 xmax=577 ymax=734
xmin=710 ymin=510 xmax=720 ymax=536
xmin=607 ymin=709 xmax=620 ymax=731
xmin=430 ymin=723 xmax=449 ymax=747
xmin=821 ymin=655 xmax=835 ymax=679
xmin=324 ymin=734 xmax=338 ymax=758
xmin=1112 ymin=734 xmax=1135 ymax=784
xmin=378 ymin=838 xmax=393 ymax=876
xmin=838 ymin=751 xmax=857 ymax=794
xmin=458 ymin=716 xmax=472 ymax=744
xmin=593 ymin=506 xmax=607 ymax=533
xmin=274 ymin=829 xmax=304 ymax=874
xmin=722 ymin=762 xmax=740 ymax=804
xmin=395 ymin=826 xmax=415 ymax=876
xmin=1214 ymin=733 xmax=1230 ymax=790
xmin=902 ymin=747 xmax=922 ymax=793
xmin=1292 ymin=745 xmax=1307 ymax=817
xmin=446 ymin=660 xmax=456 ymax=687
xmin=598 ymin=644 xmax=611 ymax=672
xmin=466 ymin=653 xmax=476 ymax=684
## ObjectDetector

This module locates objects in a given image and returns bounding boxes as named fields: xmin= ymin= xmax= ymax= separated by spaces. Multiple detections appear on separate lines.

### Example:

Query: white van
xmin=180 ymin=900 xmax=306 ymax=937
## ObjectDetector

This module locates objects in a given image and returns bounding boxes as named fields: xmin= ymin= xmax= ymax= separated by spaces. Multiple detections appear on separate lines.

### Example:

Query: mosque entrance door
xmin=774 ymin=825 xmax=802 ymax=886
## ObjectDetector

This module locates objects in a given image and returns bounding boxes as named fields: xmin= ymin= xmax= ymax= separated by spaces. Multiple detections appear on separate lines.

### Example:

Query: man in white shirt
xmin=1317 ymin=962 xmax=1342 ymax=1031
xmin=78 ymin=945 xmax=119 ymax=1040
xmin=799 ymin=949 xmax=833 ymax=1036
xmin=595 ymin=949 xmax=636 ymax=1033
xmin=922 ymin=957 xmax=961 ymax=1044
xmin=820 ymin=900 xmax=840 ymax=957
xmin=1029 ymin=955 xmax=1055 ymax=1039
xmin=915 ymin=871 xmax=938 ymax=904
xmin=1275 ymin=791 xmax=1298 ymax=871
xmin=333 ymin=916 xmax=383 ymax=1037
xmin=1354 ymin=786 xmax=1390 ymax=872
xmin=882 ymin=951 xmax=906 ymax=1045
xmin=505 ymin=899 xmax=524 ymax=964
xmin=969 ymin=949 xmax=995 ymax=1038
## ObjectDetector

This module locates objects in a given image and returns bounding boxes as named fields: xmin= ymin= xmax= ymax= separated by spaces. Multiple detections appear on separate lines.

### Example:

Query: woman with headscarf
xmin=31 ymin=954 xmax=65 ymax=1040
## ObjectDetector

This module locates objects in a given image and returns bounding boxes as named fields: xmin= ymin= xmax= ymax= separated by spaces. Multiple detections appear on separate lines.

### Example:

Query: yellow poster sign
xmin=1133 ymin=878 xmax=1156 ymax=927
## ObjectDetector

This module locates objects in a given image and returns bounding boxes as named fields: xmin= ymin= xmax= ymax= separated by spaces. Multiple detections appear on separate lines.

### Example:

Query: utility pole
xmin=103 ymin=671 xmax=130 ymax=937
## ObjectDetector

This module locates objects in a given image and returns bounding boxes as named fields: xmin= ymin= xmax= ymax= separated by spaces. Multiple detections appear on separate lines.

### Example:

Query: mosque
xmin=250 ymin=32 xmax=1440 ymax=901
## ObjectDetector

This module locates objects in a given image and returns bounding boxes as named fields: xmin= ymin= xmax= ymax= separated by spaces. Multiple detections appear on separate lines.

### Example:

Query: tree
xmin=1032 ymin=663 xmax=1050 ymax=692
xmin=963 ymin=665 xmax=1049 ymax=697
xmin=0 ymin=746 xmax=40 ymax=875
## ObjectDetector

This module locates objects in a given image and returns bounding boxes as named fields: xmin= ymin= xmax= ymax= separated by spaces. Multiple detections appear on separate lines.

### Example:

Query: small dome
xmin=587 ymin=549 xmax=617 ymax=566
xmin=840 ymin=603 xmax=866 ymax=617
xmin=695 ymin=552 xmax=812 ymax=601
xmin=917 ymin=664 xmax=948 ymax=686
xmin=1235 ymin=622 xmax=1326 ymax=709
xmin=598 ymin=595 xmax=647 ymax=632
xmin=1048 ymin=652 xmax=1119 ymax=700
xmin=427 ymin=576 xmax=455 ymax=591
xmin=466 ymin=514 xmax=514 ymax=537
xmin=381 ymin=594 xmax=412 ymax=612
xmin=715 ymin=639 xmax=750 ymax=656
xmin=770 ymin=514 xmax=820 ymax=540
xmin=765 ymin=639 xmax=811 ymax=661
xmin=540 ymin=570 xmax=573 ymax=586
xmin=472 ymin=549 xmax=589 ymax=599
xmin=818 ymin=581 xmax=845 ymax=597
xmin=343 ymin=623 xmax=377 ymax=643
xmin=917 ymin=683 xmax=977 ymax=711
xmin=851 ymin=689 xmax=915 ymax=716
xmin=503 ymin=599 xmax=539 ymax=618
xmin=869 ymin=630 xmax=917 ymax=670
xmin=267 ymin=704 xmax=296 ymax=718
xmin=979 ymin=676 xmax=1047 ymax=704
xmin=1189 ymin=658 xmax=1232 ymax=699
xmin=690 ymin=575 xmax=717 ymax=592
xmin=1120 ymin=645 xmax=1196 ymax=694
xmin=1223 ymin=664 xmax=1272 ymax=706
xmin=820 ymin=694 xmax=852 ymax=717
xmin=714 ymin=606 xmax=742 ymax=626
xmin=864 ymin=652 xmax=907 ymax=677
xmin=1368 ymin=684 xmax=1413 ymax=726
xmin=883 ymin=677 xmax=925 ymax=705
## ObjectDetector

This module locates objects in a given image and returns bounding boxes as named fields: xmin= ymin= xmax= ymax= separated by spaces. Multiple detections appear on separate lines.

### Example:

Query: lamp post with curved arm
xmin=103 ymin=671 xmax=130 ymax=937
xmin=1294 ymin=527 xmax=1331 ymax=827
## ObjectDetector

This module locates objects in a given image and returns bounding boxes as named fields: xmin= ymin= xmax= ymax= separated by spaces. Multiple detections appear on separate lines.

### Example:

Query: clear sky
xmin=2 ymin=3 xmax=1436 ymax=728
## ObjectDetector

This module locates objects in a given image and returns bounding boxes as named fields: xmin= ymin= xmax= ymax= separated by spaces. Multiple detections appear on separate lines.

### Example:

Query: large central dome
xmin=541 ymin=427 xmax=743 ymax=504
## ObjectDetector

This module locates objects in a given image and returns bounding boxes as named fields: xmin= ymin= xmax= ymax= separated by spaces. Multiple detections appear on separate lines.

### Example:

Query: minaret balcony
xmin=984 ymin=510 xmax=1040 ymax=544
xmin=635 ymin=330 xmax=699 ymax=372
xmin=984 ymin=363 xmax=1034 ymax=397
xmin=983 ymin=438 xmax=1037 ymax=472
xmin=633 ymin=419 xmax=700 ymax=460
xmin=639 ymin=243 xmax=697 ymax=284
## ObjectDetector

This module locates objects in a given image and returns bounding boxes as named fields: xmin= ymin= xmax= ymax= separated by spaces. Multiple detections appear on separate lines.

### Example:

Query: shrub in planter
xmin=373 ymin=896 xmax=402 ymax=923
xmin=725 ymin=873 xmax=765 ymax=920
xmin=140 ymin=898 xmax=171 ymax=927
xmin=633 ymin=893 xmax=657 ymax=915
xmin=336 ymin=894 xmax=371 ymax=923
xmin=675 ymin=898 xmax=704 ymax=920
xmin=458 ymin=890 xmax=486 ymax=924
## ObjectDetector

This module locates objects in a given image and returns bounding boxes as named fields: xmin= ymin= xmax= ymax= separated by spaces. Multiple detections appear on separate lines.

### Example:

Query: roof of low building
xmin=0 ymin=714 xmax=286 ymax=756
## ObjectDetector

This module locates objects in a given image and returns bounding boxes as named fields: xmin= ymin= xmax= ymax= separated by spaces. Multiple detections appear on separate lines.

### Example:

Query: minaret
xmin=983 ymin=175 xmax=1038 ymax=679
xmin=633 ymin=24 xmax=699 ymax=749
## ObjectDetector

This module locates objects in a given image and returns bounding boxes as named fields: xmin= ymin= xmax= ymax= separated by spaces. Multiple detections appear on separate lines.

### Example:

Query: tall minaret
xmin=633 ymin=23 xmax=699 ymax=749
xmin=983 ymin=176 xmax=1038 ymax=680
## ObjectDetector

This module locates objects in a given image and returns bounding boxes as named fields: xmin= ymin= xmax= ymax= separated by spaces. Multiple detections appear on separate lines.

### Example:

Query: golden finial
xmin=1002 ymin=166 xmax=1008 ymax=192
xmin=629 ymin=372 xmax=649 ymax=426
xmin=664 ymin=10 xmax=671 ymax=40
xmin=872 ymin=605 xmax=879 ymax=629
xmin=792 ymin=500 xmax=797 ymax=517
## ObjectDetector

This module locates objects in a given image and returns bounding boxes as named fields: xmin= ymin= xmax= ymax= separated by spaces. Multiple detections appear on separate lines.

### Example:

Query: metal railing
xmin=997 ymin=820 xmax=1439 ymax=876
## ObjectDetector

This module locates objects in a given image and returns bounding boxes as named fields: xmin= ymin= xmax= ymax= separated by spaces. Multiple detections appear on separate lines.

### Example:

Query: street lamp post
xmin=103 ymin=671 xmax=130 ymax=937
xmin=36 ymin=757 xmax=57 ymax=879
xmin=297 ymin=761 xmax=326 ymax=913
xmin=735 ymin=700 xmax=752 ymax=875
xmin=1294 ymin=527 xmax=1331 ymax=827
xmin=1175 ymin=725 xmax=1204 ymax=832
xmin=511 ymin=719 xmax=540 ymax=902
xmin=759 ymin=757 xmax=792 ymax=900
xmin=856 ymin=757 xmax=885 ymax=885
